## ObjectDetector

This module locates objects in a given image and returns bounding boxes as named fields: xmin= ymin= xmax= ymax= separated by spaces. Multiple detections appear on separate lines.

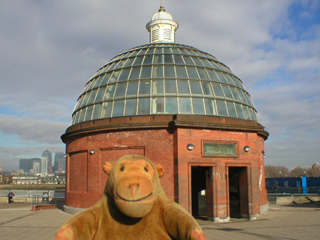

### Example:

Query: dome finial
xmin=159 ymin=2 xmax=165 ymax=12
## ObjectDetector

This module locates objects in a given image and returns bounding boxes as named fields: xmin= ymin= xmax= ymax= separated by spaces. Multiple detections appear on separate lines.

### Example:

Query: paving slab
xmin=0 ymin=203 xmax=319 ymax=240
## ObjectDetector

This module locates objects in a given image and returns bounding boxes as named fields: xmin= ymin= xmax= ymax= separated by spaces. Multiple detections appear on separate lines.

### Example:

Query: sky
xmin=0 ymin=0 xmax=319 ymax=171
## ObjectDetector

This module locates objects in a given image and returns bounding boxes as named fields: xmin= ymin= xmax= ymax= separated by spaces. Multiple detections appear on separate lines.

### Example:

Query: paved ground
xmin=0 ymin=202 xmax=319 ymax=240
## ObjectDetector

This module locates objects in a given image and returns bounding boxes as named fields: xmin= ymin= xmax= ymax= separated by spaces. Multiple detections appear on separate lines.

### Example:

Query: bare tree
xmin=265 ymin=165 xmax=288 ymax=177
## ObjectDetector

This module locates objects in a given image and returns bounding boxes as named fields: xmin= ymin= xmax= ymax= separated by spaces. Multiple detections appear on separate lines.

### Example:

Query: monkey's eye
xmin=120 ymin=166 xmax=125 ymax=172
xmin=144 ymin=167 xmax=148 ymax=172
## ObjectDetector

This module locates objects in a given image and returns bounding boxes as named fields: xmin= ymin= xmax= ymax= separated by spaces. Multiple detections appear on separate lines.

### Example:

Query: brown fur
xmin=55 ymin=155 xmax=207 ymax=240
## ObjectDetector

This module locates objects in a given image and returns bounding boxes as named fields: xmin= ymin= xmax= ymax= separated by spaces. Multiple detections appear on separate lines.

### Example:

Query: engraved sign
xmin=203 ymin=142 xmax=237 ymax=157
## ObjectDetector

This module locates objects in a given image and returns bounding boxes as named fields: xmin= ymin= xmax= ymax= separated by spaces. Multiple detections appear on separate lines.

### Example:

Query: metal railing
xmin=266 ymin=186 xmax=320 ymax=194
xmin=0 ymin=189 xmax=65 ymax=198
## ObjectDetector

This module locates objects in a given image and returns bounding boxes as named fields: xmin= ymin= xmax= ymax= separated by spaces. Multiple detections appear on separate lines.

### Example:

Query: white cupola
xmin=146 ymin=5 xmax=179 ymax=43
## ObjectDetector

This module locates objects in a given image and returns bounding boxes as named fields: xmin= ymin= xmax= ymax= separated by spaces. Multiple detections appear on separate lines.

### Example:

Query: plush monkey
xmin=55 ymin=155 xmax=207 ymax=240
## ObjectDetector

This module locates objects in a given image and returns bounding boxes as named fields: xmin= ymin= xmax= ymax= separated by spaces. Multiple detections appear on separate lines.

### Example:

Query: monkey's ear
xmin=103 ymin=162 xmax=114 ymax=175
xmin=155 ymin=164 xmax=164 ymax=178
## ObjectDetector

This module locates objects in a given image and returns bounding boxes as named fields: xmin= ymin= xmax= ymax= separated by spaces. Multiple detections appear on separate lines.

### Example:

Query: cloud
xmin=0 ymin=115 xmax=68 ymax=145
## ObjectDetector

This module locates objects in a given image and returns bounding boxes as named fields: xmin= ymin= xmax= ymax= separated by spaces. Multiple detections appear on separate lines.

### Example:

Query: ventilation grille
xmin=163 ymin=28 xmax=171 ymax=40
xmin=152 ymin=29 xmax=160 ymax=42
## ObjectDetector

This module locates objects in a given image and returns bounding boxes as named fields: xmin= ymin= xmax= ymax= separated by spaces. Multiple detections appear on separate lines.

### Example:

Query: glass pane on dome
xmin=133 ymin=56 xmax=143 ymax=66
xmin=164 ymin=48 xmax=172 ymax=54
xmin=176 ymin=66 xmax=188 ymax=78
xmin=187 ymin=67 xmax=199 ymax=79
xmin=78 ymin=109 xmax=86 ymax=123
xmin=225 ymin=74 xmax=237 ymax=86
xmin=164 ymin=55 xmax=174 ymax=64
xmin=172 ymin=48 xmax=181 ymax=54
xmin=164 ymin=66 xmax=176 ymax=78
xmin=216 ymin=72 xmax=228 ymax=84
xmin=125 ymin=99 xmax=137 ymax=116
xmin=192 ymin=57 xmax=203 ymax=66
xmin=92 ymin=104 xmax=101 ymax=120
xmin=141 ymin=66 xmax=152 ymax=78
xmin=226 ymin=102 xmax=237 ymax=118
xmin=127 ymin=81 xmax=138 ymax=96
xmin=138 ymin=98 xmax=150 ymax=115
xmin=154 ymin=55 xmax=163 ymax=64
xmin=240 ymin=91 xmax=250 ymax=105
xmin=235 ymin=104 xmax=244 ymax=119
xmin=222 ymin=85 xmax=233 ymax=99
xmin=193 ymin=98 xmax=205 ymax=114
xmin=155 ymin=47 xmax=163 ymax=54
xmin=100 ymin=73 xmax=111 ymax=86
xmin=190 ymin=81 xmax=202 ymax=94
xmin=165 ymin=98 xmax=177 ymax=113
xmin=177 ymin=80 xmax=190 ymax=94
xmin=109 ymin=61 xmax=120 ymax=71
xmin=76 ymin=96 xmax=85 ymax=110
xmin=79 ymin=93 xmax=89 ymax=108
xmin=174 ymin=55 xmax=184 ymax=64
xmin=145 ymin=48 xmax=155 ymax=54
xmin=87 ymin=89 xmax=98 ymax=105
xmin=202 ymin=82 xmax=212 ymax=96
xmin=143 ymin=55 xmax=153 ymax=65
xmin=204 ymin=99 xmax=215 ymax=115
xmin=89 ymin=77 xmax=102 ymax=90
xmin=152 ymin=65 xmax=163 ymax=78
xmin=212 ymin=83 xmax=224 ymax=97
xmin=123 ymin=58 xmax=135 ymax=68
xmin=179 ymin=97 xmax=191 ymax=113
xmin=75 ymin=111 xmax=82 ymax=124
xmin=137 ymin=49 xmax=147 ymax=55
xmin=118 ymin=69 xmax=130 ymax=82
xmin=101 ymin=102 xmax=112 ymax=118
xmin=129 ymin=67 xmax=141 ymax=80
xmin=243 ymin=106 xmax=250 ymax=119
xmin=152 ymin=97 xmax=164 ymax=114
xmin=232 ymin=77 xmax=243 ymax=89
xmin=183 ymin=56 xmax=194 ymax=65
xmin=191 ymin=50 xmax=202 ymax=57
xmin=85 ymin=106 xmax=93 ymax=122
xmin=109 ymin=70 xmax=120 ymax=83
xmin=198 ymin=68 xmax=209 ymax=80
xmin=230 ymin=87 xmax=241 ymax=101
xmin=113 ymin=100 xmax=125 ymax=117
xmin=214 ymin=62 xmax=226 ymax=71
xmin=203 ymin=59 xmax=214 ymax=68
xmin=251 ymin=109 xmax=258 ymax=121
xmin=216 ymin=100 xmax=228 ymax=116
xmin=84 ymin=81 xmax=94 ymax=92
xmin=180 ymin=49 xmax=190 ymax=55
xmin=139 ymin=81 xmax=151 ymax=95
xmin=115 ymin=82 xmax=127 ymax=97
xmin=72 ymin=112 xmax=78 ymax=125
xmin=207 ymin=70 xmax=220 ymax=83
xmin=153 ymin=80 xmax=164 ymax=94
xmin=165 ymin=80 xmax=177 ymax=93
xmin=115 ymin=60 xmax=125 ymax=70
xmin=103 ymin=85 xmax=116 ymax=100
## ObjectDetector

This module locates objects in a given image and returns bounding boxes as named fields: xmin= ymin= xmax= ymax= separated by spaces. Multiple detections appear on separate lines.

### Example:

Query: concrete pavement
xmin=0 ymin=202 xmax=319 ymax=240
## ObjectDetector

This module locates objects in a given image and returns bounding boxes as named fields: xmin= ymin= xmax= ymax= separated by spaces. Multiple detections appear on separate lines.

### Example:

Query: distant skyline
xmin=0 ymin=0 xmax=319 ymax=170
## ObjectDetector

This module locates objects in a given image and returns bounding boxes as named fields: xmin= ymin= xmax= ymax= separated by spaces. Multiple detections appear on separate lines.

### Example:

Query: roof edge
xmin=61 ymin=115 xmax=268 ymax=143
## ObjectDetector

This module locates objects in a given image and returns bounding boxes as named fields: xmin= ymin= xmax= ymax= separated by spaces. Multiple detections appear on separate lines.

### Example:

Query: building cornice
xmin=61 ymin=115 xmax=268 ymax=143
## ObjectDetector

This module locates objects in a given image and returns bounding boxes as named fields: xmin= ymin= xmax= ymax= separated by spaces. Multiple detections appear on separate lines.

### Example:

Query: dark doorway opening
xmin=228 ymin=167 xmax=249 ymax=218
xmin=191 ymin=166 xmax=213 ymax=219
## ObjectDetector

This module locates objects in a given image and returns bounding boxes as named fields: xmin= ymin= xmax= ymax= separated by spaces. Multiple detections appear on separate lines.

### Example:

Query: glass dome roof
xmin=71 ymin=43 xmax=257 ymax=125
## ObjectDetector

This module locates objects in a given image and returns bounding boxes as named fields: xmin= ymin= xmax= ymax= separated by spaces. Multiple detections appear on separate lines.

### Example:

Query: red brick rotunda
xmin=62 ymin=5 xmax=269 ymax=222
